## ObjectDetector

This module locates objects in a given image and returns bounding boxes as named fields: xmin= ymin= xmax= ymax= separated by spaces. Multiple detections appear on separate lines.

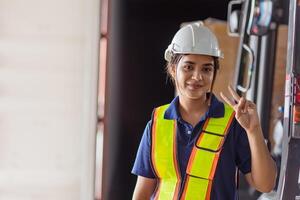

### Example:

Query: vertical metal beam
xmin=256 ymin=29 xmax=278 ymax=139
xmin=246 ymin=35 xmax=261 ymax=103
xmin=101 ymin=0 xmax=123 ymax=199
xmin=233 ymin=0 xmax=251 ymax=89
xmin=96 ymin=0 xmax=109 ymax=198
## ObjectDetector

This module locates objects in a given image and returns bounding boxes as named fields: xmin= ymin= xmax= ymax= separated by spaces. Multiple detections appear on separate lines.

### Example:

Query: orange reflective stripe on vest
xmin=182 ymin=104 xmax=235 ymax=200
xmin=151 ymin=104 xmax=235 ymax=200
xmin=151 ymin=104 xmax=181 ymax=200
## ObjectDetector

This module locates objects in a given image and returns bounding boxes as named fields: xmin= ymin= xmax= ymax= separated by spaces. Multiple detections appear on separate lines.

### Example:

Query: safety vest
xmin=151 ymin=104 xmax=235 ymax=200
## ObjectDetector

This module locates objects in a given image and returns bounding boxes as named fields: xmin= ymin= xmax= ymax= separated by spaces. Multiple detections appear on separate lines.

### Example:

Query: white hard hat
xmin=164 ymin=22 xmax=224 ymax=62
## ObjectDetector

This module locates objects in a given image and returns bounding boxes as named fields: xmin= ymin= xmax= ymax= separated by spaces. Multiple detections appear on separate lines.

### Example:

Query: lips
xmin=186 ymin=82 xmax=202 ymax=90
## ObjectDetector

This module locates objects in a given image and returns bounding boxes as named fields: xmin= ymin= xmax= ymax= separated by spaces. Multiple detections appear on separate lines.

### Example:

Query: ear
xmin=169 ymin=64 xmax=176 ymax=78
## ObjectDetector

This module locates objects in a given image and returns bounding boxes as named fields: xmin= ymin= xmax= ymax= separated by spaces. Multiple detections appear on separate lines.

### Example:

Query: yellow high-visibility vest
xmin=151 ymin=104 xmax=235 ymax=200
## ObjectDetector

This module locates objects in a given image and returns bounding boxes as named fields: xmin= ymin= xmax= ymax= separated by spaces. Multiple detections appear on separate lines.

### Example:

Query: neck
xmin=178 ymin=95 xmax=210 ymax=127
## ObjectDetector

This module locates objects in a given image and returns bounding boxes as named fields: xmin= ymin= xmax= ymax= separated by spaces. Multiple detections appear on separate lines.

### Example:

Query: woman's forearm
xmin=247 ymin=126 xmax=277 ymax=192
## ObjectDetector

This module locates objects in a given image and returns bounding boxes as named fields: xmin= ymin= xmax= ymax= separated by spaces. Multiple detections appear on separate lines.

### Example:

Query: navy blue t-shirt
xmin=132 ymin=95 xmax=251 ymax=200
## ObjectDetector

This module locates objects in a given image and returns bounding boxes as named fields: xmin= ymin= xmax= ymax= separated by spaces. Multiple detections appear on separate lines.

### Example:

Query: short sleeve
xmin=234 ymin=121 xmax=252 ymax=174
xmin=131 ymin=121 xmax=156 ymax=178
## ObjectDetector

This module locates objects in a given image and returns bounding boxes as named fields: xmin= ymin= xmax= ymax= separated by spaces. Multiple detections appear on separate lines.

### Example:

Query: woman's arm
xmin=221 ymin=86 xmax=277 ymax=192
xmin=244 ymin=126 xmax=277 ymax=192
xmin=132 ymin=176 xmax=157 ymax=200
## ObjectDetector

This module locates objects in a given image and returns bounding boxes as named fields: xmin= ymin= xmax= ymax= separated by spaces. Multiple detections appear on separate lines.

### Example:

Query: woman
xmin=132 ymin=22 xmax=276 ymax=200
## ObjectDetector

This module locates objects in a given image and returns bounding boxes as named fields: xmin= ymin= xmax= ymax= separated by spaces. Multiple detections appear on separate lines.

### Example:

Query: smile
xmin=186 ymin=83 xmax=203 ymax=90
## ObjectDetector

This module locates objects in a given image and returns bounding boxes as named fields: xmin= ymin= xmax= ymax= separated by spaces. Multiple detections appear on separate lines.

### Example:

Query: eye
xmin=203 ymin=65 xmax=214 ymax=73
xmin=183 ymin=64 xmax=193 ymax=71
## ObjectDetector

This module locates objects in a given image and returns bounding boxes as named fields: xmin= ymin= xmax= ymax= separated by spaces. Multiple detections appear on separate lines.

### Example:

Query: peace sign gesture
xmin=220 ymin=86 xmax=261 ymax=133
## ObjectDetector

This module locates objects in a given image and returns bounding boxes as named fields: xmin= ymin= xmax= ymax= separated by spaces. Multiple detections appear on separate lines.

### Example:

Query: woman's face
xmin=171 ymin=54 xmax=215 ymax=101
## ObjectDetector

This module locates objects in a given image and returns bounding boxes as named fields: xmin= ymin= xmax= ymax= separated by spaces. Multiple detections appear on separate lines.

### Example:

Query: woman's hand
xmin=220 ymin=85 xmax=260 ymax=133
xmin=221 ymin=85 xmax=277 ymax=192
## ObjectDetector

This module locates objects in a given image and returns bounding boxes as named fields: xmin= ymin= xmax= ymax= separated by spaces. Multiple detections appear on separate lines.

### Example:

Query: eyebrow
xmin=203 ymin=63 xmax=214 ymax=67
xmin=183 ymin=61 xmax=214 ymax=66
xmin=183 ymin=61 xmax=196 ymax=65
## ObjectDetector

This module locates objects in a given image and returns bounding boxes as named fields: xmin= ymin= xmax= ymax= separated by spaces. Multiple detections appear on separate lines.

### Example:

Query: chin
xmin=184 ymin=93 xmax=207 ymax=101
xmin=177 ymin=88 xmax=208 ymax=101
xmin=189 ymin=96 xmax=206 ymax=101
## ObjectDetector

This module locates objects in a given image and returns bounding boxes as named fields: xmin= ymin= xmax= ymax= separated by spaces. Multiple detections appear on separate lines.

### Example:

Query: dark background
xmin=102 ymin=0 xmax=289 ymax=199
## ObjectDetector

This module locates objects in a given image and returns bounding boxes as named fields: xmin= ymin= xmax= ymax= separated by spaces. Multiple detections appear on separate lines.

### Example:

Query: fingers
xmin=220 ymin=85 xmax=247 ymax=111
xmin=221 ymin=91 xmax=247 ymax=119
xmin=228 ymin=85 xmax=241 ymax=102
xmin=220 ymin=92 xmax=236 ymax=107
xmin=236 ymin=97 xmax=246 ymax=118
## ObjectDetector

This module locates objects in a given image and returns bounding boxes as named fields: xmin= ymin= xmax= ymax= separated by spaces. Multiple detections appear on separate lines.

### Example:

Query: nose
xmin=191 ymin=70 xmax=203 ymax=81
